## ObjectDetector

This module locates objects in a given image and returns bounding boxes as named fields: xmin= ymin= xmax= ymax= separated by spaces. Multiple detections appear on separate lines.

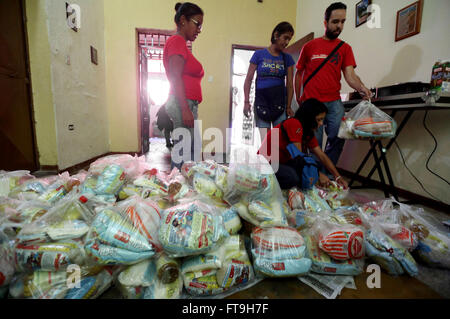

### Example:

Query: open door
xmin=0 ymin=0 xmax=38 ymax=171
xmin=139 ymin=46 xmax=150 ymax=154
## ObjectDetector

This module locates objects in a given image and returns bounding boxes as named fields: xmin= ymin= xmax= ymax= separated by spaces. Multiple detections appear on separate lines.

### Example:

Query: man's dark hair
xmin=294 ymin=99 xmax=328 ymax=142
xmin=174 ymin=2 xmax=204 ymax=25
xmin=271 ymin=22 xmax=294 ymax=44
xmin=324 ymin=2 xmax=347 ymax=22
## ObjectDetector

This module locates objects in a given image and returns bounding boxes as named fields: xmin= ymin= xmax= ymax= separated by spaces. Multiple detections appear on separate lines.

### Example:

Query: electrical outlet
xmin=90 ymin=46 xmax=98 ymax=65
xmin=68 ymin=124 xmax=74 ymax=131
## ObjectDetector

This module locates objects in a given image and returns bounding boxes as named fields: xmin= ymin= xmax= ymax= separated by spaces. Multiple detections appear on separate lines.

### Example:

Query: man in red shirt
xmin=294 ymin=2 xmax=371 ymax=172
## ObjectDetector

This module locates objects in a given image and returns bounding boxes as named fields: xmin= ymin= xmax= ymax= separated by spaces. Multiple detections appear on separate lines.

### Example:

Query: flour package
xmin=115 ymin=196 xmax=163 ymax=252
xmin=342 ymin=100 xmax=397 ymax=139
xmin=158 ymin=199 xmax=229 ymax=258
xmin=84 ymin=207 xmax=155 ymax=266
xmin=251 ymin=226 xmax=311 ymax=277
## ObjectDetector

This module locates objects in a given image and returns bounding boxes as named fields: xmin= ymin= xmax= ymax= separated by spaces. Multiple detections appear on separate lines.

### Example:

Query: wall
xmin=26 ymin=0 xmax=109 ymax=170
xmin=296 ymin=0 xmax=450 ymax=204
xmin=104 ymin=0 xmax=298 ymax=153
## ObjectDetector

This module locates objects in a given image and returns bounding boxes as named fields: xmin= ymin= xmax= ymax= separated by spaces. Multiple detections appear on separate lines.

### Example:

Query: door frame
xmin=136 ymin=28 xmax=175 ymax=155
xmin=21 ymin=0 xmax=39 ymax=170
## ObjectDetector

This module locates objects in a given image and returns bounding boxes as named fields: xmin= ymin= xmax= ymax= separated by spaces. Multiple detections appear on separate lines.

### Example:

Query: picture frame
xmin=355 ymin=0 xmax=372 ymax=28
xmin=395 ymin=0 xmax=423 ymax=42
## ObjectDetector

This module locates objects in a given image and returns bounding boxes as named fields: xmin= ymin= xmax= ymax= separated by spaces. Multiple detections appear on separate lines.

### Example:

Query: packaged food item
xmin=288 ymin=188 xmax=305 ymax=210
xmin=134 ymin=169 xmax=168 ymax=196
xmin=94 ymin=164 xmax=126 ymax=196
xmin=0 ymin=231 xmax=15 ymax=290
xmin=15 ymin=241 xmax=86 ymax=272
xmin=251 ymin=227 xmax=311 ymax=277
xmin=116 ymin=196 xmax=162 ymax=252
xmin=303 ymin=234 xmax=364 ymax=276
xmin=192 ymin=173 xmax=224 ymax=202
xmin=430 ymin=60 xmax=444 ymax=91
xmin=118 ymin=259 xmax=156 ymax=287
xmin=10 ymin=271 xmax=68 ymax=299
xmin=304 ymin=186 xmax=332 ymax=212
xmin=365 ymin=227 xmax=418 ymax=277
xmin=311 ymin=217 xmax=365 ymax=261
xmin=379 ymin=223 xmax=418 ymax=251
xmin=183 ymin=271 xmax=224 ymax=296
xmin=221 ymin=206 xmax=242 ymax=235
xmin=344 ymin=100 xmax=397 ymax=139
xmin=158 ymin=200 xmax=229 ymax=257
xmin=65 ymin=267 xmax=114 ymax=299
xmin=84 ymin=208 xmax=155 ymax=265
xmin=143 ymin=274 xmax=183 ymax=299
xmin=0 ymin=170 xmax=34 ymax=196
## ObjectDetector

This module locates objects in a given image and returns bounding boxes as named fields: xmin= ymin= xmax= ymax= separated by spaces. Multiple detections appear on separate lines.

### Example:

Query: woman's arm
xmin=286 ymin=65 xmax=294 ymax=117
xmin=243 ymin=63 xmax=257 ymax=117
xmin=311 ymin=146 xmax=348 ymax=188
xmin=168 ymin=54 xmax=194 ymax=127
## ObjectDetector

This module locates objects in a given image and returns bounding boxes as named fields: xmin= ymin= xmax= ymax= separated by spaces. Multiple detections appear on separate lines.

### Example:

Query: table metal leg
xmin=370 ymin=140 xmax=390 ymax=198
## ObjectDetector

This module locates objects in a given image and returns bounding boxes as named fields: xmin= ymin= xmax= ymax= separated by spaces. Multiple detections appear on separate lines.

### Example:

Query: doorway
xmin=0 ymin=0 xmax=38 ymax=171
xmin=137 ymin=30 xmax=193 ymax=154
xmin=229 ymin=45 xmax=264 ymax=153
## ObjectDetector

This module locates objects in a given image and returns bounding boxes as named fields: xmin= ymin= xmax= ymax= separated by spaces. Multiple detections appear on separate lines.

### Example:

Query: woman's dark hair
xmin=294 ymin=99 xmax=328 ymax=142
xmin=324 ymin=2 xmax=347 ymax=22
xmin=174 ymin=2 xmax=204 ymax=25
xmin=271 ymin=22 xmax=294 ymax=44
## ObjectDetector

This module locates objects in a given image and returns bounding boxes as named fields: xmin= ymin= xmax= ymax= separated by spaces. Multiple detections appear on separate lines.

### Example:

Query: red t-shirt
xmin=258 ymin=118 xmax=319 ymax=164
xmin=296 ymin=38 xmax=356 ymax=103
xmin=163 ymin=35 xmax=204 ymax=102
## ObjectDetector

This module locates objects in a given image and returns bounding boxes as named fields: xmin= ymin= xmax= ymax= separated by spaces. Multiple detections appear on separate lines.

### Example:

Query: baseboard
xmin=338 ymin=167 xmax=450 ymax=213
xmin=38 ymin=165 xmax=58 ymax=173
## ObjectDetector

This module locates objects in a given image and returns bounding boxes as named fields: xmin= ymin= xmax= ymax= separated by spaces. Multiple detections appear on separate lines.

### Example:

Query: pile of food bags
xmin=1 ymin=151 xmax=448 ymax=299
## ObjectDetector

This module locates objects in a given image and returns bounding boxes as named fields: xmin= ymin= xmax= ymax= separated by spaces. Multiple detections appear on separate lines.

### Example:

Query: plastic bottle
xmin=441 ymin=60 xmax=450 ymax=93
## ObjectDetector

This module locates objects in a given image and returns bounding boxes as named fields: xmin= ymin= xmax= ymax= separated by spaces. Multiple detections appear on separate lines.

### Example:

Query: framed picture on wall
xmin=395 ymin=0 xmax=423 ymax=42
xmin=355 ymin=0 xmax=372 ymax=27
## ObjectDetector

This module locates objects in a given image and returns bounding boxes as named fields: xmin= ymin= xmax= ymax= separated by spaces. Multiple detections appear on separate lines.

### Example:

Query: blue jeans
xmin=164 ymin=95 xmax=200 ymax=170
xmin=315 ymin=99 xmax=346 ymax=168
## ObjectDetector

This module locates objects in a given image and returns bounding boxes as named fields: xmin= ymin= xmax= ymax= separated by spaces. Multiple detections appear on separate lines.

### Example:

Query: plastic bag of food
xmin=0 ymin=228 xmax=15 ymax=291
xmin=216 ymin=235 xmax=255 ymax=289
xmin=0 ymin=170 xmax=34 ymax=196
xmin=133 ymin=169 xmax=169 ymax=197
xmin=16 ymin=193 xmax=96 ymax=244
xmin=303 ymin=186 xmax=332 ymax=212
xmin=344 ymin=100 xmax=397 ymax=139
xmin=316 ymin=182 xmax=353 ymax=210
xmin=310 ymin=217 xmax=365 ymax=261
xmin=303 ymin=234 xmax=364 ymax=276
xmin=365 ymin=226 xmax=418 ymax=277
xmin=118 ymin=255 xmax=182 ymax=299
xmin=158 ymin=199 xmax=229 ymax=257
xmin=251 ymin=226 xmax=311 ymax=277
xmin=115 ymin=196 xmax=162 ymax=252
xmin=221 ymin=206 xmax=242 ymax=235
xmin=89 ymin=154 xmax=152 ymax=181
xmin=337 ymin=115 xmax=355 ymax=139
xmin=15 ymin=240 xmax=86 ymax=272
xmin=84 ymin=207 xmax=155 ymax=266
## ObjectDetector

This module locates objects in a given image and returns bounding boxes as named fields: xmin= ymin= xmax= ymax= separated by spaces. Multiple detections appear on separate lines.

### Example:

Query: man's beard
xmin=326 ymin=28 xmax=341 ymax=40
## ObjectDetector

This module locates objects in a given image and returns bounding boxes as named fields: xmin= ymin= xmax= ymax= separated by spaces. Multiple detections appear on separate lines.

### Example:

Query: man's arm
xmin=295 ymin=69 xmax=303 ymax=104
xmin=343 ymin=65 xmax=371 ymax=100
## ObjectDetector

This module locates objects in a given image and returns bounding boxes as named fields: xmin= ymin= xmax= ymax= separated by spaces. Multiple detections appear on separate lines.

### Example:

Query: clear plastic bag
xmin=342 ymin=100 xmax=397 ymax=139
xmin=158 ymin=199 xmax=229 ymax=258
xmin=84 ymin=207 xmax=156 ymax=266
xmin=310 ymin=217 xmax=365 ymax=261
xmin=115 ymin=195 xmax=163 ymax=252
xmin=16 ymin=192 xmax=96 ymax=244
xmin=0 ymin=170 xmax=34 ymax=197
xmin=251 ymin=226 xmax=311 ymax=277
